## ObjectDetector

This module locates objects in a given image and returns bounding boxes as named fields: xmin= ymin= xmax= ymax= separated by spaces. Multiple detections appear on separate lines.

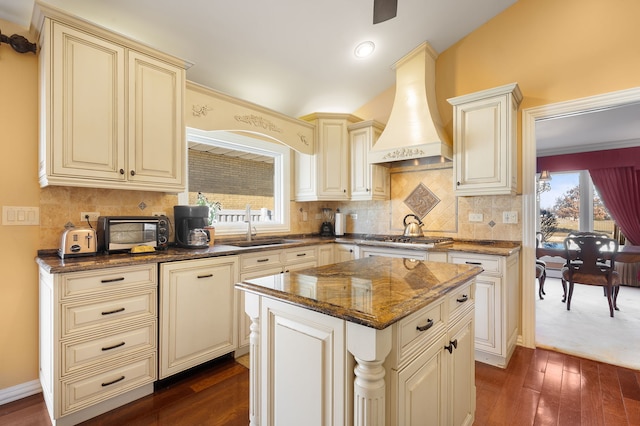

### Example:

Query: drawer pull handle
xmin=444 ymin=339 xmax=458 ymax=354
xmin=465 ymin=261 xmax=482 ymax=266
xmin=102 ymin=307 xmax=125 ymax=315
xmin=102 ymin=375 xmax=125 ymax=387
xmin=257 ymin=258 xmax=269 ymax=263
xmin=456 ymin=295 xmax=469 ymax=303
xmin=102 ymin=341 xmax=125 ymax=351
xmin=101 ymin=277 xmax=125 ymax=283
xmin=197 ymin=274 xmax=213 ymax=279
xmin=296 ymin=253 xmax=307 ymax=257
xmin=416 ymin=319 xmax=434 ymax=332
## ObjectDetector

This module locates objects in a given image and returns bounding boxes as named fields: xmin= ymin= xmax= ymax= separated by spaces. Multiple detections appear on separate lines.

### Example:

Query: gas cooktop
xmin=359 ymin=235 xmax=454 ymax=248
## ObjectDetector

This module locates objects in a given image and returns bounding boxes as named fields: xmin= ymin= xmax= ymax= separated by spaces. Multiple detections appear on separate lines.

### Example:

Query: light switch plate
xmin=2 ymin=206 xmax=40 ymax=225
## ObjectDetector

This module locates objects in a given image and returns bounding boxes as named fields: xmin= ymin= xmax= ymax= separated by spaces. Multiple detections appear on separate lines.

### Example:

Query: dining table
xmin=537 ymin=241 xmax=640 ymax=287
xmin=536 ymin=242 xmax=640 ymax=263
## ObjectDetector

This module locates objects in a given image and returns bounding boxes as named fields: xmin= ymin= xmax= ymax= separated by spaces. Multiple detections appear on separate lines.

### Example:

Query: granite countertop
xmin=36 ymin=235 xmax=521 ymax=274
xmin=236 ymin=256 xmax=483 ymax=329
xmin=36 ymin=237 xmax=334 ymax=274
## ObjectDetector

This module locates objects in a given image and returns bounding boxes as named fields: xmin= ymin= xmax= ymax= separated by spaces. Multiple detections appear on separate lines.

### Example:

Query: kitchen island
xmin=236 ymin=256 xmax=483 ymax=426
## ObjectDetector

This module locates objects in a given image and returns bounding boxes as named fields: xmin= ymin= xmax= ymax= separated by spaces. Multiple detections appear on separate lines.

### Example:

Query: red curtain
xmin=589 ymin=167 xmax=640 ymax=246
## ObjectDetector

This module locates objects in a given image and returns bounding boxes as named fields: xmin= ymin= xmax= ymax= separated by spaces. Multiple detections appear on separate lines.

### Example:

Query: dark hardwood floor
xmin=2 ymin=347 xmax=639 ymax=425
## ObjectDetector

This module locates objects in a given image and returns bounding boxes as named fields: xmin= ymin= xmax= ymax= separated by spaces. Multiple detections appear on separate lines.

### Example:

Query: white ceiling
xmin=1 ymin=0 xmax=639 ymax=156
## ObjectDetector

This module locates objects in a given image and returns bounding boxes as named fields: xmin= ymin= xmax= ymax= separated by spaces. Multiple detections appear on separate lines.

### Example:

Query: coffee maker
xmin=320 ymin=208 xmax=334 ymax=236
xmin=174 ymin=205 xmax=210 ymax=248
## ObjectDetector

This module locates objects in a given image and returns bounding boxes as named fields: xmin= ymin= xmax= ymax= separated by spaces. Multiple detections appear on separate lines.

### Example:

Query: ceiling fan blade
xmin=373 ymin=0 xmax=397 ymax=24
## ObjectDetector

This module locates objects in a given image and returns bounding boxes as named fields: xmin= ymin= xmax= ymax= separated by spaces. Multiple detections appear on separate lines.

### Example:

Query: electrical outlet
xmin=350 ymin=213 xmax=358 ymax=220
xmin=468 ymin=213 xmax=483 ymax=222
xmin=152 ymin=211 xmax=167 ymax=217
xmin=80 ymin=211 xmax=100 ymax=221
xmin=503 ymin=211 xmax=518 ymax=224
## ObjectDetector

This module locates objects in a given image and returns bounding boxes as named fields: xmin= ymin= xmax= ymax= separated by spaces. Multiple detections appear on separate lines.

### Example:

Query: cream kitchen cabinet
xmin=318 ymin=244 xmax=336 ymax=266
xmin=448 ymin=83 xmax=522 ymax=196
xmin=334 ymin=243 xmax=358 ymax=263
xmin=243 ymin=274 xmax=476 ymax=426
xmin=348 ymin=120 xmax=390 ymax=201
xmin=387 ymin=279 xmax=475 ymax=426
xmin=35 ymin=6 xmax=186 ymax=192
xmin=238 ymin=247 xmax=320 ymax=352
xmin=282 ymin=245 xmax=318 ymax=272
xmin=38 ymin=264 xmax=157 ymax=426
xmin=359 ymin=246 xmax=449 ymax=263
xmin=448 ymin=251 xmax=519 ymax=368
xmin=295 ymin=113 xmax=360 ymax=201
xmin=159 ymin=256 xmax=239 ymax=379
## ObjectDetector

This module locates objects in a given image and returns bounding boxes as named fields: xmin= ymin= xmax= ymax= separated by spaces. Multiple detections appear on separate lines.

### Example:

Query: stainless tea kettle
xmin=403 ymin=214 xmax=424 ymax=237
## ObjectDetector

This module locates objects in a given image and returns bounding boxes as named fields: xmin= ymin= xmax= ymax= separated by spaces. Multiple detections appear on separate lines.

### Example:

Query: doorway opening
xmin=521 ymin=87 xmax=640 ymax=368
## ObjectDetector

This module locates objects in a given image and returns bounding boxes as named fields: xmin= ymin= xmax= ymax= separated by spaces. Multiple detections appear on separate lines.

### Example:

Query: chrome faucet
xmin=245 ymin=204 xmax=253 ymax=241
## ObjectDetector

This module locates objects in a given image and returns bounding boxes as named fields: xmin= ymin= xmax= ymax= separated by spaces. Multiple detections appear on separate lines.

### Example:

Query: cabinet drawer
xmin=282 ymin=247 xmax=317 ymax=264
xmin=397 ymin=299 xmax=445 ymax=364
xmin=447 ymin=280 xmax=474 ymax=321
xmin=62 ymin=322 xmax=156 ymax=376
xmin=62 ymin=353 xmax=156 ymax=416
xmin=61 ymin=265 xmax=157 ymax=299
xmin=62 ymin=289 xmax=156 ymax=337
xmin=285 ymin=260 xmax=317 ymax=273
xmin=448 ymin=252 xmax=501 ymax=274
xmin=240 ymin=250 xmax=283 ymax=271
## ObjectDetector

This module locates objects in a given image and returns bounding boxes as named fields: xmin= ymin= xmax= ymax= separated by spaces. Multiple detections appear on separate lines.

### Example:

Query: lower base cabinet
xmin=448 ymin=251 xmax=519 ymax=368
xmin=38 ymin=264 xmax=157 ymax=426
xmin=159 ymin=256 xmax=239 ymax=379
xmin=243 ymin=278 xmax=476 ymax=426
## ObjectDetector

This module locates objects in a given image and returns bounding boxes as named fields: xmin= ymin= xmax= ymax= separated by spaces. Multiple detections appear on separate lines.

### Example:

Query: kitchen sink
xmin=227 ymin=238 xmax=297 ymax=247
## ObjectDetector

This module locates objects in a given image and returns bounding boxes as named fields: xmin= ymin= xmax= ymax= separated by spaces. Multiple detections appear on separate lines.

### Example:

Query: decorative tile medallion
xmin=404 ymin=183 xmax=440 ymax=219
xmin=138 ymin=201 xmax=147 ymax=211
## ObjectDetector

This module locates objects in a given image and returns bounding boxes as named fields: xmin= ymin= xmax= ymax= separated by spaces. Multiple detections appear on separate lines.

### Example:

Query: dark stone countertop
xmin=236 ymin=256 xmax=483 ymax=329
xmin=36 ymin=235 xmax=520 ymax=274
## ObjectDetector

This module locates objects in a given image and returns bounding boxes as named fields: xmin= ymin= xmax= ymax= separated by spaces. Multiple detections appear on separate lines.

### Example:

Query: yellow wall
xmin=0 ymin=20 xmax=40 ymax=389
xmin=3 ymin=0 xmax=640 ymax=394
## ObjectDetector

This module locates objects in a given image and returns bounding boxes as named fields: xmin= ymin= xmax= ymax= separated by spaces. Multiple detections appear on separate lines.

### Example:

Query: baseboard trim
xmin=0 ymin=380 xmax=42 ymax=406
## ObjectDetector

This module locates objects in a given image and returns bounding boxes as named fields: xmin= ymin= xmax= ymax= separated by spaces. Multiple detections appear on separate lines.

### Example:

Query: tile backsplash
xmin=39 ymin=186 xmax=178 ymax=250
xmin=40 ymin=165 xmax=521 ymax=249
xmin=290 ymin=164 xmax=522 ymax=242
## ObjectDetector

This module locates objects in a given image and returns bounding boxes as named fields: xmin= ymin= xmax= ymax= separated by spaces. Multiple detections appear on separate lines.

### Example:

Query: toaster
xmin=58 ymin=228 xmax=97 ymax=259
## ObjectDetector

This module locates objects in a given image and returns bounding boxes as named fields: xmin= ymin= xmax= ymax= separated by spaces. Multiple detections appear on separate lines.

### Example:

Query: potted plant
xmin=196 ymin=192 xmax=221 ymax=245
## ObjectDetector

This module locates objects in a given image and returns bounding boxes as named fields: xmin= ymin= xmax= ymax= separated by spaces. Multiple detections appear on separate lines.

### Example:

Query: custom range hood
xmin=369 ymin=41 xmax=452 ymax=166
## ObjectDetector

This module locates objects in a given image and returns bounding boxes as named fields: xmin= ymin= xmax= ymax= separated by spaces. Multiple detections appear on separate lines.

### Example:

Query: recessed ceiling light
xmin=354 ymin=41 xmax=375 ymax=58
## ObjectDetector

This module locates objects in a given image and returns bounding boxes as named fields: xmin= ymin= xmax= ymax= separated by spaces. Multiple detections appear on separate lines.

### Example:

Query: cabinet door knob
xmin=456 ymin=181 xmax=461 ymax=186
xmin=119 ymin=169 xmax=125 ymax=175
xmin=130 ymin=170 xmax=136 ymax=176
xmin=444 ymin=339 xmax=458 ymax=354
xmin=343 ymin=189 xmax=346 ymax=193
xmin=366 ymin=188 xmax=370 ymax=192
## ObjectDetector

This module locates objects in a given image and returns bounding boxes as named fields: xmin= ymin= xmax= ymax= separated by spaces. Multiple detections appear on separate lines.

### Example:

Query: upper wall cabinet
xmin=348 ymin=120 xmax=390 ymax=201
xmin=35 ymin=5 xmax=187 ymax=192
xmin=448 ymin=83 xmax=522 ymax=196
xmin=295 ymin=113 xmax=360 ymax=201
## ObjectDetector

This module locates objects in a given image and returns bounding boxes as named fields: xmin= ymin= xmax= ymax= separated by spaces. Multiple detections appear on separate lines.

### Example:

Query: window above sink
xmin=180 ymin=128 xmax=291 ymax=236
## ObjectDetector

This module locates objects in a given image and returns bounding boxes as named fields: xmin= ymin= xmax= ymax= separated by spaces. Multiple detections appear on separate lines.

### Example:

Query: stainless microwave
xmin=97 ymin=216 xmax=169 ymax=253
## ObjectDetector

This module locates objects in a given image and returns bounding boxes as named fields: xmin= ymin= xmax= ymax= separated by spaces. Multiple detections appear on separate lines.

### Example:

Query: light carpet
xmin=536 ymin=277 xmax=640 ymax=370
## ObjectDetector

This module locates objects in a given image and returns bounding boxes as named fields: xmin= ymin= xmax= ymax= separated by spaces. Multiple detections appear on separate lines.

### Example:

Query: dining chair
xmin=561 ymin=234 xmax=620 ymax=317
xmin=535 ymin=232 xmax=547 ymax=299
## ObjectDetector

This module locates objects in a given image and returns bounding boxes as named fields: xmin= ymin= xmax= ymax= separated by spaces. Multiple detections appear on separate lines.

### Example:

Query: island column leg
xmin=347 ymin=323 xmax=392 ymax=426
xmin=244 ymin=292 xmax=261 ymax=426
